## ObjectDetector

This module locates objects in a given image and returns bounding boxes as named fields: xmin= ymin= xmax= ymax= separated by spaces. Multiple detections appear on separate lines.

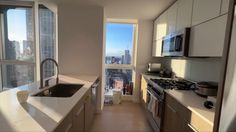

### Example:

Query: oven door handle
xmin=147 ymin=88 xmax=163 ymax=101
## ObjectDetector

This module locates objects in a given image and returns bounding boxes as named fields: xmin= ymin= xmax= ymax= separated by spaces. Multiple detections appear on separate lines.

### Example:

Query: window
xmin=39 ymin=5 xmax=56 ymax=78
xmin=105 ymin=22 xmax=136 ymax=96
xmin=0 ymin=2 xmax=57 ymax=91
xmin=0 ymin=5 xmax=35 ymax=90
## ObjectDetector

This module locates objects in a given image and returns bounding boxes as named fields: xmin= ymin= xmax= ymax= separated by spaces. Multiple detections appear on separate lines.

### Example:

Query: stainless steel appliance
xmin=145 ymin=78 xmax=194 ymax=132
xmin=146 ymin=83 xmax=165 ymax=132
xmin=162 ymin=28 xmax=190 ymax=57
xmin=91 ymin=79 xmax=100 ymax=113
xmin=147 ymin=63 xmax=161 ymax=73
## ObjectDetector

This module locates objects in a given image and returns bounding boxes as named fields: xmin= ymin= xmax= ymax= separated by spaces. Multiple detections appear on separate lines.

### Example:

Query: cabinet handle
xmin=65 ymin=123 xmax=72 ymax=132
xmin=76 ymin=105 xmax=84 ymax=117
xmin=167 ymin=104 xmax=177 ymax=113
xmin=187 ymin=123 xmax=198 ymax=132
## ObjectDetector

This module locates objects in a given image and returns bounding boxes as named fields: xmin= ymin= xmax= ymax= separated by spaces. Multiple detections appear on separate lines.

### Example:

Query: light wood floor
xmin=89 ymin=101 xmax=153 ymax=132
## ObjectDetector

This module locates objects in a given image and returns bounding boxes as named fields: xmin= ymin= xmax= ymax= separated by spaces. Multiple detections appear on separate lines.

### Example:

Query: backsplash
xmin=161 ymin=58 xmax=222 ymax=82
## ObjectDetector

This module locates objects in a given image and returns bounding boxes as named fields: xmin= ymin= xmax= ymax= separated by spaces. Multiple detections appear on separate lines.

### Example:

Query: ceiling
xmin=51 ymin=0 xmax=176 ymax=20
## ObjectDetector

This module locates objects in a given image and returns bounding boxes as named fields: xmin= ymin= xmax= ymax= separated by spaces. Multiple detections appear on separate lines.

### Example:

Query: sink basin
xmin=33 ymin=84 xmax=84 ymax=97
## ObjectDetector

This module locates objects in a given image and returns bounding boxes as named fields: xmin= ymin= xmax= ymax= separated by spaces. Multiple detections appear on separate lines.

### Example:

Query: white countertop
xmin=142 ymin=74 xmax=215 ymax=126
xmin=0 ymin=74 xmax=98 ymax=132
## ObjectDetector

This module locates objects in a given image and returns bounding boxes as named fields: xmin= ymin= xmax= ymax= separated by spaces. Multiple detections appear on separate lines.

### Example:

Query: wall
xmin=133 ymin=20 xmax=163 ymax=102
xmin=57 ymin=3 xmax=104 ymax=111
xmin=161 ymin=58 xmax=222 ymax=82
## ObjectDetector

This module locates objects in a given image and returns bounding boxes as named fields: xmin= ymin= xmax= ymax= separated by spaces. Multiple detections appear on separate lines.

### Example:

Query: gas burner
xmin=150 ymin=78 xmax=194 ymax=90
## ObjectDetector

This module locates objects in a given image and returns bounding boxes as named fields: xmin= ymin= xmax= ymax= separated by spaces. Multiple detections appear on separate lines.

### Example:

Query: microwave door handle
xmin=175 ymin=36 xmax=182 ymax=51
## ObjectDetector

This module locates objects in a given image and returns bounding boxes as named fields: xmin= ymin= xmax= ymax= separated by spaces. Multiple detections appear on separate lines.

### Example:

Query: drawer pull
xmin=65 ymin=123 xmax=72 ymax=132
xmin=188 ymin=123 xmax=198 ymax=132
xmin=76 ymin=105 xmax=84 ymax=116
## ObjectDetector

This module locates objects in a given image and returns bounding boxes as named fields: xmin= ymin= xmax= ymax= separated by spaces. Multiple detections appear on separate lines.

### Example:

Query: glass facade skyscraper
xmin=39 ymin=5 xmax=56 ymax=78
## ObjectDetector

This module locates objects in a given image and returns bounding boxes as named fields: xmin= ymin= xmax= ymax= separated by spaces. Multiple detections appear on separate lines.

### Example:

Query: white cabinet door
xmin=153 ymin=19 xmax=158 ymax=40
xmin=189 ymin=14 xmax=228 ymax=57
xmin=152 ymin=39 xmax=163 ymax=57
xmin=156 ymin=12 xmax=167 ymax=40
xmin=192 ymin=0 xmax=221 ymax=26
xmin=167 ymin=2 xmax=178 ymax=35
xmin=176 ymin=0 xmax=193 ymax=31
xmin=221 ymin=0 xmax=230 ymax=15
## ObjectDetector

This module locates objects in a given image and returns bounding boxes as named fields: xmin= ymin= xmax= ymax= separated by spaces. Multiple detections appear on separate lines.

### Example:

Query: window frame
xmin=0 ymin=1 xmax=58 ymax=91
xmin=104 ymin=20 xmax=138 ymax=96
xmin=0 ymin=2 xmax=36 ymax=91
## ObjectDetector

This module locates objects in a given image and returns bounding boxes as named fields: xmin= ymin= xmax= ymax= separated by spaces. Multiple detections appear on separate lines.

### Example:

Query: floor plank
xmin=90 ymin=101 xmax=153 ymax=132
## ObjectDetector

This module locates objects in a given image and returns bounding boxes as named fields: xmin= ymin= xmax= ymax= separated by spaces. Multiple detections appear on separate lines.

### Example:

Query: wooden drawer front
xmin=190 ymin=112 xmax=213 ymax=132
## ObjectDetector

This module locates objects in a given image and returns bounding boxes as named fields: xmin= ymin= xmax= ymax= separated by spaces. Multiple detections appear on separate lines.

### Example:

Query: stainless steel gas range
xmin=145 ymin=78 xmax=194 ymax=132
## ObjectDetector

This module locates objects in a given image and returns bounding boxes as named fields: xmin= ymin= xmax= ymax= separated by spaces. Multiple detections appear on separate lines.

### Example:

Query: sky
xmin=7 ymin=9 xmax=27 ymax=41
xmin=106 ymin=23 xmax=134 ymax=57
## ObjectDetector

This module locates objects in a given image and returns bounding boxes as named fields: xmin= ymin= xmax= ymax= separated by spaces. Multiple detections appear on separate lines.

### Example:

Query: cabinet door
xmin=152 ymin=39 xmax=163 ymax=57
xmin=221 ymin=0 xmax=230 ymax=14
xmin=192 ymin=0 xmax=221 ymax=26
xmin=73 ymin=102 xmax=85 ymax=132
xmin=156 ymin=12 xmax=167 ymax=40
xmin=153 ymin=19 xmax=158 ymax=40
xmin=85 ymin=90 xmax=94 ymax=132
xmin=141 ymin=76 xmax=147 ymax=105
xmin=167 ymin=2 xmax=178 ymax=35
xmin=176 ymin=0 xmax=193 ymax=31
xmin=189 ymin=14 xmax=228 ymax=57
xmin=163 ymin=103 xmax=182 ymax=132
xmin=55 ymin=112 xmax=73 ymax=132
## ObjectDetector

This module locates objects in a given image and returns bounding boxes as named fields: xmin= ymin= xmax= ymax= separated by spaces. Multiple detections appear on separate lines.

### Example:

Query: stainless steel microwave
xmin=162 ymin=28 xmax=190 ymax=57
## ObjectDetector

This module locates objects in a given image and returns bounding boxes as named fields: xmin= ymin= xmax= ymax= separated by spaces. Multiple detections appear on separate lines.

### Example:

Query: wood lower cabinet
xmin=54 ymin=88 xmax=94 ymax=132
xmin=73 ymin=100 xmax=85 ymax=132
xmin=140 ymin=76 xmax=148 ymax=106
xmin=163 ymin=104 xmax=182 ymax=132
xmin=182 ymin=122 xmax=197 ymax=132
xmin=163 ymin=94 xmax=212 ymax=132
xmin=85 ymin=89 xmax=94 ymax=132
xmin=55 ymin=112 xmax=73 ymax=132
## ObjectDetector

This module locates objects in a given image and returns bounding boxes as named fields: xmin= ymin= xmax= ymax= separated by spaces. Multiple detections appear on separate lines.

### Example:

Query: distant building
xmin=39 ymin=5 xmax=55 ymax=78
xmin=124 ymin=50 xmax=131 ymax=64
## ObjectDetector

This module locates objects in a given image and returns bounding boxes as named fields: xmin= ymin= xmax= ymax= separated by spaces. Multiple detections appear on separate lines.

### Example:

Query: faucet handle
xmin=45 ymin=78 xmax=52 ymax=87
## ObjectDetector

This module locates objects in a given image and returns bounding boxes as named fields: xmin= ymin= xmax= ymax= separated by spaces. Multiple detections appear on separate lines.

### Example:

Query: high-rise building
xmin=124 ymin=50 xmax=131 ymax=64
xmin=39 ymin=5 xmax=55 ymax=78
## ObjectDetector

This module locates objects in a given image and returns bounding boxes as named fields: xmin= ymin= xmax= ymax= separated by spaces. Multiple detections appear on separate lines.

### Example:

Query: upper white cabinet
xmin=176 ymin=0 xmax=193 ymax=31
xmin=167 ymin=2 xmax=178 ymax=35
xmin=192 ymin=0 xmax=222 ymax=26
xmin=152 ymin=39 xmax=163 ymax=57
xmin=153 ymin=19 xmax=158 ymax=40
xmin=156 ymin=12 xmax=168 ymax=40
xmin=189 ymin=14 xmax=228 ymax=57
xmin=221 ymin=0 xmax=230 ymax=15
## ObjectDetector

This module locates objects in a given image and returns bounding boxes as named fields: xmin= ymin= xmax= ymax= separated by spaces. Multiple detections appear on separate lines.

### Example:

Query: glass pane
xmin=2 ymin=64 xmax=34 ymax=90
xmin=105 ymin=23 xmax=134 ymax=64
xmin=39 ymin=5 xmax=56 ymax=78
xmin=2 ymin=7 xmax=34 ymax=61
xmin=105 ymin=69 xmax=133 ymax=95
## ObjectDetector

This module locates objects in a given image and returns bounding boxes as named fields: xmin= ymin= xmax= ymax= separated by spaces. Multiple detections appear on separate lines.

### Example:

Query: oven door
xmin=146 ymin=87 xmax=163 ymax=129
